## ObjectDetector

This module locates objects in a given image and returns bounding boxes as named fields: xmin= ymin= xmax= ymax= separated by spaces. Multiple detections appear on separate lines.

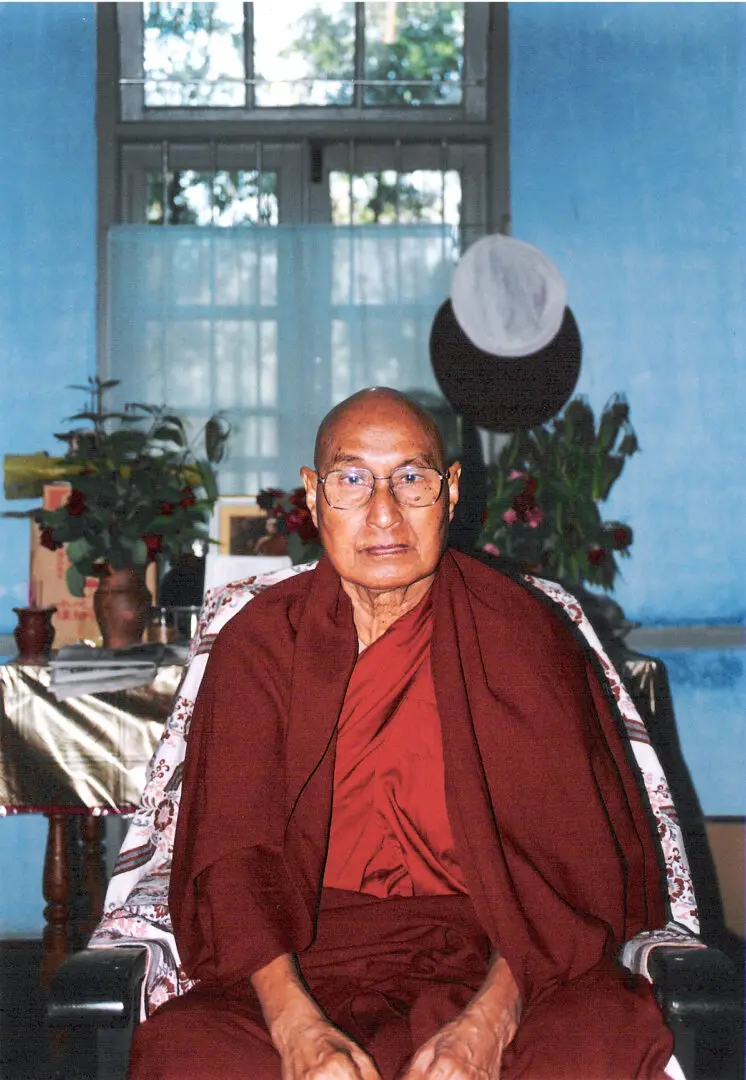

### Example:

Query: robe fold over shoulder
xmin=170 ymin=550 xmax=667 ymax=1006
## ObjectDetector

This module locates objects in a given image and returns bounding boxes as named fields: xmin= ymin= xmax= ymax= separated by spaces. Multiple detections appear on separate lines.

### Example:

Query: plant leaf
xmin=66 ymin=564 xmax=88 ymax=599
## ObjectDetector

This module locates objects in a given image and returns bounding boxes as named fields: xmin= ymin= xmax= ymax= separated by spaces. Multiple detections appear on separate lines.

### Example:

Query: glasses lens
xmin=324 ymin=468 xmax=375 ymax=508
xmin=390 ymin=467 xmax=443 ymax=507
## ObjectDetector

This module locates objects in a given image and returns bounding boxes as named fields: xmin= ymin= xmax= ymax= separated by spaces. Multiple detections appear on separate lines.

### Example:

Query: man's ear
xmin=300 ymin=466 xmax=319 ymax=528
xmin=447 ymin=462 xmax=461 ymax=523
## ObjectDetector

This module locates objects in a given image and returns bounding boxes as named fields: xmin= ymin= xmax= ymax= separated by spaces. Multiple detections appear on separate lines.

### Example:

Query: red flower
xmin=512 ymin=493 xmax=535 ymax=520
xmin=288 ymin=487 xmax=308 ymax=509
xmin=179 ymin=486 xmax=196 ymax=509
xmin=587 ymin=547 xmax=607 ymax=567
xmin=257 ymin=487 xmax=286 ymax=512
xmin=143 ymin=534 xmax=163 ymax=559
xmin=160 ymin=502 xmax=174 ymax=516
xmin=66 ymin=489 xmax=86 ymax=517
xmin=524 ymin=475 xmax=538 ymax=495
xmin=40 ymin=527 xmax=61 ymax=552
xmin=285 ymin=507 xmax=318 ymax=545
xmin=613 ymin=525 xmax=632 ymax=550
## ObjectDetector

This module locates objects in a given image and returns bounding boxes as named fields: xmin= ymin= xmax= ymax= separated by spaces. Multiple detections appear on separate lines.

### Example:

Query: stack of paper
xmin=49 ymin=643 xmax=185 ymax=699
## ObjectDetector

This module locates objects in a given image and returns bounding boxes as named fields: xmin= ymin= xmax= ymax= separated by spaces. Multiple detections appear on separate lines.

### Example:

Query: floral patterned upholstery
xmin=89 ymin=563 xmax=705 ymax=1019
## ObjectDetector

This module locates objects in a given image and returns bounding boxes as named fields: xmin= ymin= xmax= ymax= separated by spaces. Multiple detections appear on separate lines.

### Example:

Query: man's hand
xmin=275 ymin=1012 xmax=382 ymax=1080
xmin=398 ymin=955 xmax=521 ymax=1080
xmin=251 ymin=952 xmax=382 ymax=1080
xmin=397 ymin=1002 xmax=506 ymax=1079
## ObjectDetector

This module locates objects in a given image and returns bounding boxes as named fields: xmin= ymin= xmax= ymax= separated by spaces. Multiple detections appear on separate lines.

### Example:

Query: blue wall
xmin=0 ymin=2 xmax=97 ymax=634
xmin=0 ymin=2 xmax=96 ymax=936
xmin=510 ymin=2 xmax=746 ymax=626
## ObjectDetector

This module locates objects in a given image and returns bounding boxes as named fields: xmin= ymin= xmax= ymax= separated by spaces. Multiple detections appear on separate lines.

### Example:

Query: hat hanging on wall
xmin=429 ymin=234 xmax=582 ymax=432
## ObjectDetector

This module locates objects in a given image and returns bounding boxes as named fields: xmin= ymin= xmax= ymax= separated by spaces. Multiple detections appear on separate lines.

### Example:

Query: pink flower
xmin=482 ymin=543 xmax=501 ymax=557
xmin=502 ymin=509 xmax=518 ymax=525
xmin=508 ymin=470 xmax=524 ymax=481
xmin=526 ymin=507 xmax=544 ymax=528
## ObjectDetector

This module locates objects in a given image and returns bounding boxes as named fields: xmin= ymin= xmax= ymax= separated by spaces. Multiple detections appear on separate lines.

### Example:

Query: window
xmin=98 ymin=2 xmax=508 ymax=488
xmin=118 ymin=1 xmax=487 ymax=121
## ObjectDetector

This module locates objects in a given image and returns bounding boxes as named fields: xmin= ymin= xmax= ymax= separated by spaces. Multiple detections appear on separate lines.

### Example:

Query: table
xmin=0 ymin=662 xmax=183 ymax=983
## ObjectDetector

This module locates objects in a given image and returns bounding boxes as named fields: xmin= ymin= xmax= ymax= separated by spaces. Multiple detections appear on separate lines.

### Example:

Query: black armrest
xmin=47 ymin=946 xmax=148 ymax=1029
xmin=648 ymin=945 xmax=744 ymax=1080
xmin=648 ymin=945 xmax=743 ymax=1020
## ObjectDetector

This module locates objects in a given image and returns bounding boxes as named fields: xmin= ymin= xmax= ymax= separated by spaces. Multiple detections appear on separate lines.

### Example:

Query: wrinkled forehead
xmin=316 ymin=403 xmax=444 ymax=472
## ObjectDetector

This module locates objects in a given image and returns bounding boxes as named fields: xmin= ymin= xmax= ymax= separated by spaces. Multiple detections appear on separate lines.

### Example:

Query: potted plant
xmin=478 ymin=394 xmax=638 ymax=595
xmin=5 ymin=377 xmax=230 ymax=647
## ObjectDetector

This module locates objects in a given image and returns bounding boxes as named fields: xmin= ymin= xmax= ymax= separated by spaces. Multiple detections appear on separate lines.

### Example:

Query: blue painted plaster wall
xmin=509 ymin=1 xmax=746 ymax=626
xmin=0 ymin=2 xmax=97 ymax=634
xmin=0 ymin=2 xmax=96 ymax=936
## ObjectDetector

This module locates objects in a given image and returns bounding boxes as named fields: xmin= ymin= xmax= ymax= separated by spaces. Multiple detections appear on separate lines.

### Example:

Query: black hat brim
xmin=429 ymin=300 xmax=582 ymax=432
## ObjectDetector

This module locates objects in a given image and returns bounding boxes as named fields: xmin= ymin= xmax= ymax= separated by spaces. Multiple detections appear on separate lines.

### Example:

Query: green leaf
xmin=152 ymin=423 xmax=186 ymax=446
xmin=131 ymin=539 xmax=149 ymax=566
xmin=66 ymin=537 xmax=92 ymax=564
xmin=204 ymin=414 xmax=231 ymax=464
xmin=617 ymin=432 xmax=639 ymax=456
xmin=66 ymin=564 xmax=88 ymax=598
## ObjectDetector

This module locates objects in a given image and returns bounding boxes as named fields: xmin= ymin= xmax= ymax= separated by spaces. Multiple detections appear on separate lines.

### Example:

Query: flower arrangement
xmin=256 ymin=487 xmax=322 ymax=565
xmin=4 ymin=378 xmax=230 ymax=597
xmin=478 ymin=395 xmax=638 ymax=591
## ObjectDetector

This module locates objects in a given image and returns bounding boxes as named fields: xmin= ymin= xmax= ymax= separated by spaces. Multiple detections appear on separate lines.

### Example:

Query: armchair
xmin=48 ymin=565 xmax=744 ymax=1080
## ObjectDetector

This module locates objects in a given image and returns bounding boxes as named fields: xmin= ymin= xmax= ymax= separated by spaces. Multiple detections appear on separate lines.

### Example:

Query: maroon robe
xmin=129 ymin=551 xmax=673 ymax=1079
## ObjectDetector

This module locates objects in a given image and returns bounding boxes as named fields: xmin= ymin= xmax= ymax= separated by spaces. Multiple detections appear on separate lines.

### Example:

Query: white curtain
xmin=107 ymin=224 xmax=457 ymax=492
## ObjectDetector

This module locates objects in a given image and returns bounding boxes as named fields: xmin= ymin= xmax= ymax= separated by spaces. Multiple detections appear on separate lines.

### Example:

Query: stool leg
xmin=80 ymin=814 xmax=107 ymax=938
xmin=41 ymin=812 xmax=70 ymax=988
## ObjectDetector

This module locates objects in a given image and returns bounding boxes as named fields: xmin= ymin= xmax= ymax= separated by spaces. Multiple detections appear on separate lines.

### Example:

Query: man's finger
xmin=350 ymin=1045 xmax=383 ymax=1080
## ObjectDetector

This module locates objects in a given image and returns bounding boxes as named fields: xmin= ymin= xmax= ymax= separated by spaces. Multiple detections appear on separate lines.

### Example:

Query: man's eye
xmin=396 ymin=471 xmax=425 ymax=485
xmin=340 ymin=471 xmax=366 ymax=486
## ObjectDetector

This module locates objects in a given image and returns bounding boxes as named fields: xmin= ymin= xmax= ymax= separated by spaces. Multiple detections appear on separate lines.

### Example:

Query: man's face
xmin=301 ymin=399 xmax=460 ymax=593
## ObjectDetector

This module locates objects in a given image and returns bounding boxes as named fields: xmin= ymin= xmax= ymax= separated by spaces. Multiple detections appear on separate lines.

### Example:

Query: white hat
xmin=450 ymin=234 xmax=568 ymax=358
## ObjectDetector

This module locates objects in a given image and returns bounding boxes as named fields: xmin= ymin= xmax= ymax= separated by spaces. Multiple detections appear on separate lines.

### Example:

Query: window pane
xmin=253 ymin=0 xmax=355 ymax=107
xmin=147 ymin=170 xmax=278 ymax=226
xmin=330 ymin=170 xmax=461 ymax=226
xmin=143 ymin=1 xmax=246 ymax=107
xmin=363 ymin=2 xmax=464 ymax=106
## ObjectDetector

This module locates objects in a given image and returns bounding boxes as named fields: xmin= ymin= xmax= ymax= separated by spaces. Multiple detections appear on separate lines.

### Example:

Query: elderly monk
xmin=128 ymin=388 xmax=674 ymax=1080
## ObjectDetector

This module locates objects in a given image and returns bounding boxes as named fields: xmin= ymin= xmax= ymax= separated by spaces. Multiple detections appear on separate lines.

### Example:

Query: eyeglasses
xmin=317 ymin=466 xmax=449 ymax=510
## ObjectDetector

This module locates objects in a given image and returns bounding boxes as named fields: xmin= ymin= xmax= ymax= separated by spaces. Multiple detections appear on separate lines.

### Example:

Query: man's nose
xmin=365 ymin=478 xmax=403 ymax=527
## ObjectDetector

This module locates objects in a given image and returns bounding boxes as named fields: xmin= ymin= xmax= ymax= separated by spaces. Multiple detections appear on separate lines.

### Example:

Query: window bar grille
xmin=253 ymin=140 xmax=263 ymax=455
xmin=440 ymin=140 xmax=448 ymax=226
xmin=160 ymin=141 xmax=169 ymax=226
xmin=209 ymin=140 xmax=217 ymax=223
xmin=347 ymin=139 xmax=356 ymax=225
xmin=394 ymin=140 xmax=403 ymax=309
xmin=255 ymin=139 xmax=263 ymax=226
xmin=243 ymin=1 xmax=254 ymax=110
xmin=353 ymin=3 xmax=366 ymax=111
xmin=347 ymin=139 xmax=357 ymax=372
xmin=394 ymin=139 xmax=402 ymax=224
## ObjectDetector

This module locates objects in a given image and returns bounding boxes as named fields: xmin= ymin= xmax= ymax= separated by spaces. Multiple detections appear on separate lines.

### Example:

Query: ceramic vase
xmin=93 ymin=567 xmax=151 ymax=649
xmin=13 ymin=606 xmax=57 ymax=663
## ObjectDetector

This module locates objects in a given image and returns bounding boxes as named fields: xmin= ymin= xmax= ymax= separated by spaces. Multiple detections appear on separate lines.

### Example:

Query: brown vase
xmin=13 ymin=606 xmax=57 ymax=663
xmin=93 ymin=568 xmax=151 ymax=649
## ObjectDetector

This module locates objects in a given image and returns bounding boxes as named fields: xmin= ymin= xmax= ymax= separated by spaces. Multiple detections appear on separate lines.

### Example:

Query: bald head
xmin=314 ymin=388 xmax=445 ymax=473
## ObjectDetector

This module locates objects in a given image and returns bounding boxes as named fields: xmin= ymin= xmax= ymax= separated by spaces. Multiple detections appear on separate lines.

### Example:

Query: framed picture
xmin=213 ymin=496 xmax=268 ymax=556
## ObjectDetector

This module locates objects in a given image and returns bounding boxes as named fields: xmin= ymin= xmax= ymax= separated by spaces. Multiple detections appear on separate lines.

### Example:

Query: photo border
xmin=212 ymin=496 xmax=267 ymax=556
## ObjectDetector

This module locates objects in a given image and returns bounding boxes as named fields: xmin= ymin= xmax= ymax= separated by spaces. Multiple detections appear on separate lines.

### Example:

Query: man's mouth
xmin=361 ymin=544 xmax=409 ymax=556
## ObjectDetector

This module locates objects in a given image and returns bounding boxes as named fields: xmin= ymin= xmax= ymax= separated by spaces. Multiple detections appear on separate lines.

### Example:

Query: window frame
xmin=118 ymin=1 xmax=489 ymax=123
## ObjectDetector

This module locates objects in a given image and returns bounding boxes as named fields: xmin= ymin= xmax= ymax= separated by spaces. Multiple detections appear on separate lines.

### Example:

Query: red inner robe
xmin=130 ymin=552 xmax=674 ymax=1080
xmin=323 ymin=589 xmax=466 ymax=898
